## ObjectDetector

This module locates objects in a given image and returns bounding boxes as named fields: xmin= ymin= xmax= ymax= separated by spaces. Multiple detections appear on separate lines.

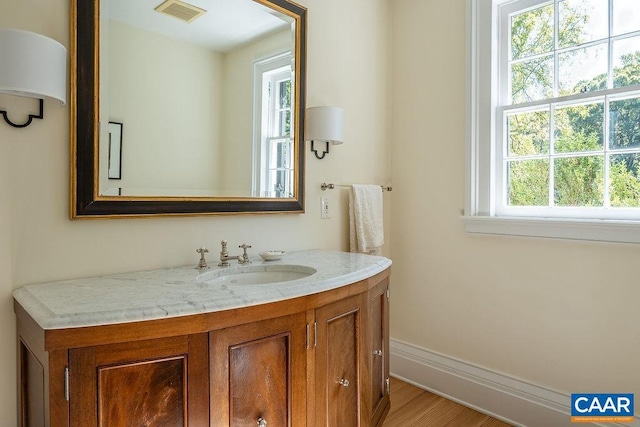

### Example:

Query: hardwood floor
xmin=383 ymin=377 xmax=513 ymax=427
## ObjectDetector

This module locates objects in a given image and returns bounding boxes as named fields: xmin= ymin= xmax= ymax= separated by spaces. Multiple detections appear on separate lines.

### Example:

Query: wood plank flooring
xmin=383 ymin=377 xmax=513 ymax=427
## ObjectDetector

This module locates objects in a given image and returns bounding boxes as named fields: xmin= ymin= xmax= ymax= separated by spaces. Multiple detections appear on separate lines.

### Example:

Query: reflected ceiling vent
xmin=154 ymin=0 xmax=207 ymax=23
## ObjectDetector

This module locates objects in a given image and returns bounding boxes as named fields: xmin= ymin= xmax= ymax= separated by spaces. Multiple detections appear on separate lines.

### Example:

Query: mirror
xmin=71 ymin=0 xmax=307 ymax=217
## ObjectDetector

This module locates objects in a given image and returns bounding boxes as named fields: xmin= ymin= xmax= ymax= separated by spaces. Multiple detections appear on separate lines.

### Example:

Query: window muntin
xmin=498 ymin=0 xmax=640 ymax=218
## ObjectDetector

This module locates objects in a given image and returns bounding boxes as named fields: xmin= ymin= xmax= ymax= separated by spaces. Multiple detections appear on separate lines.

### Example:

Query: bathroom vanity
xmin=14 ymin=250 xmax=391 ymax=426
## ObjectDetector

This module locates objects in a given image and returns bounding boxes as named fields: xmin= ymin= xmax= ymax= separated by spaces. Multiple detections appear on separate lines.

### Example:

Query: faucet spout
xmin=218 ymin=240 xmax=251 ymax=266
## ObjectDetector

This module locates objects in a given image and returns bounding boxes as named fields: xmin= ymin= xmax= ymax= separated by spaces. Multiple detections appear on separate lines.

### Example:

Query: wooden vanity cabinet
xmin=368 ymin=278 xmax=391 ymax=427
xmin=210 ymin=296 xmax=372 ymax=427
xmin=16 ymin=268 xmax=391 ymax=427
xmin=209 ymin=312 xmax=308 ymax=426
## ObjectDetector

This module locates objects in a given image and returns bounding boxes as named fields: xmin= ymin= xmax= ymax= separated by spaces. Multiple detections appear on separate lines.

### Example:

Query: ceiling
xmin=108 ymin=0 xmax=292 ymax=52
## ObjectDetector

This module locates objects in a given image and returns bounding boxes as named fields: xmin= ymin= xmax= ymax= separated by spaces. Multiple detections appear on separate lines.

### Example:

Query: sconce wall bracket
xmin=311 ymin=140 xmax=330 ymax=159
xmin=0 ymin=98 xmax=44 ymax=128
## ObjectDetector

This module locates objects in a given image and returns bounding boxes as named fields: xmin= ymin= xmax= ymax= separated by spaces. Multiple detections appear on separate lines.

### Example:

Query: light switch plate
xmin=321 ymin=196 xmax=331 ymax=219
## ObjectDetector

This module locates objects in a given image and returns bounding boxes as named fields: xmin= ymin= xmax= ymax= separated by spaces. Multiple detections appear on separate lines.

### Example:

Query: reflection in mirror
xmin=101 ymin=0 xmax=295 ymax=198
xmin=71 ymin=0 xmax=306 ymax=217
xmin=107 ymin=122 xmax=122 ymax=181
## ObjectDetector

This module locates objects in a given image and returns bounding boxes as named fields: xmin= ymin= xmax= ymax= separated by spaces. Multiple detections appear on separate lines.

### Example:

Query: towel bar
xmin=320 ymin=183 xmax=392 ymax=192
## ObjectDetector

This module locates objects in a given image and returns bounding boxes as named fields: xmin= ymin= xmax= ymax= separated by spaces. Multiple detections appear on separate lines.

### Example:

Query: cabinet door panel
xmin=315 ymin=294 xmax=365 ymax=427
xmin=230 ymin=334 xmax=289 ymax=425
xmin=98 ymin=356 xmax=185 ymax=426
xmin=327 ymin=310 xmax=358 ymax=426
xmin=19 ymin=341 xmax=45 ymax=427
xmin=369 ymin=278 xmax=390 ymax=426
xmin=210 ymin=312 xmax=307 ymax=427
xmin=370 ymin=292 xmax=384 ymax=408
xmin=69 ymin=334 xmax=208 ymax=427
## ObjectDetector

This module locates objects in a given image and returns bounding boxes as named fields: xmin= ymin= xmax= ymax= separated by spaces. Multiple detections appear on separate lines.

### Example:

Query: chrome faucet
xmin=218 ymin=240 xmax=252 ymax=267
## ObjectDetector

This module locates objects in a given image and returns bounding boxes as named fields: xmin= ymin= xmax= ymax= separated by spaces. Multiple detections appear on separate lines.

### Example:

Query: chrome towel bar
xmin=320 ymin=183 xmax=392 ymax=192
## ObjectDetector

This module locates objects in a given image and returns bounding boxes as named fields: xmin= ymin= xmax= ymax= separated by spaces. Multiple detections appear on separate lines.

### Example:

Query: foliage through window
xmin=498 ymin=0 xmax=640 ymax=218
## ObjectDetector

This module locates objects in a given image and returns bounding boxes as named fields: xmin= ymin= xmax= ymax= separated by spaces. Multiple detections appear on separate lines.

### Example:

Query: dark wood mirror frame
xmin=70 ymin=0 xmax=307 ymax=218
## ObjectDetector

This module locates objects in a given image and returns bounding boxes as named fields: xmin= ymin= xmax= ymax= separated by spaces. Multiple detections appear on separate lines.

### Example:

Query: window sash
xmin=495 ymin=0 xmax=640 ymax=218
xmin=266 ymin=137 xmax=294 ymax=197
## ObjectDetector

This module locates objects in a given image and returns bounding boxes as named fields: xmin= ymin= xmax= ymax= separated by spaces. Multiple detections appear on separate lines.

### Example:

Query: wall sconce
xmin=305 ymin=106 xmax=344 ymax=159
xmin=0 ymin=28 xmax=67 ymax=128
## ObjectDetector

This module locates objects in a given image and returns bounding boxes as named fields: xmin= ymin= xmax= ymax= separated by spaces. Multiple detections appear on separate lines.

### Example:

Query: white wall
xmin=0 ymin=0 xmax=391 ymax=424
xmin=391 ymin=0 xmax=640 ymax=407
xmin=107 ymin=21 xmax=223 ymax=195
xmin=0 ymin=96 xmax=15 ymax=427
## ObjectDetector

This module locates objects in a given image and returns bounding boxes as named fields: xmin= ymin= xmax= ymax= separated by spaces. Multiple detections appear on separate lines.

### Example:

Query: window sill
xmin=461 ymin=215 xmax=640 ymax=244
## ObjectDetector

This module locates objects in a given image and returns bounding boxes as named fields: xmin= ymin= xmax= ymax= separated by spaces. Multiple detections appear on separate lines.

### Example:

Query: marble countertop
xmin=13 ymin=250 xmax=392 ymax=330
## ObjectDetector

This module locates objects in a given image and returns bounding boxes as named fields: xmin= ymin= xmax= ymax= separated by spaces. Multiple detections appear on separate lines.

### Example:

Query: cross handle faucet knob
xmin=195 ymin=247 xmax=209 ymax=270
xmin=238 ymin=243 xmax=252 ymax=264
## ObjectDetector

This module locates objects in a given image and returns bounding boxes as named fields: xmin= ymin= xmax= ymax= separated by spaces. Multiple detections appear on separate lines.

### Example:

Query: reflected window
xmin=253 ymin=53 xmax=294 ymax=198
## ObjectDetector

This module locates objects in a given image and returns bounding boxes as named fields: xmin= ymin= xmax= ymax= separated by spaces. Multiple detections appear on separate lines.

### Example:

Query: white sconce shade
xmin=306 ymin=106 xmax=344 ymax=144
xmin=305 ymin=106 xmax=344 ymax=159
xmin=0 ymin=28 xmax=67 ymax=104
xmin=0 ymin=28 xmax=67 ymax=128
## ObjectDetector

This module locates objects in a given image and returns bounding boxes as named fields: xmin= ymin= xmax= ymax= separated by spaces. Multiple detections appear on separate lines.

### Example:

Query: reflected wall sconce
xmin=305 ymin=106 xmax=344 ymax=159
xmin=0 ymin=28 xmax=67 ymax=128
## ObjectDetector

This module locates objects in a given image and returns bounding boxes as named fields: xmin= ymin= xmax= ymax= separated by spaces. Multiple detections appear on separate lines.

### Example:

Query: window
xmin=466 ymin=0 xmax=640 ymax=243
xmin=253 ymin=53 xmax=294 ymax=198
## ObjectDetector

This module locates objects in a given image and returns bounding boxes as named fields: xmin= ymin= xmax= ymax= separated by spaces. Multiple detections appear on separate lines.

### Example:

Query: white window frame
xmin=252 ymin=52 xmax=294 ymax=197
xmin=464 ymin=0 xmax=640 ymax=244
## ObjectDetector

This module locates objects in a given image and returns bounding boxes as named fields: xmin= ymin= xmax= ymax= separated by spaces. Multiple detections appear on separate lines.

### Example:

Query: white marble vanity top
xmin=13 ymin=250 xmax=392 ymax=330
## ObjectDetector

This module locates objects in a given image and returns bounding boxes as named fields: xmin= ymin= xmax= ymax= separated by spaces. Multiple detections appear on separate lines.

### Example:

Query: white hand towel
xmin=349 ymin=184 xmax=384 ymax=255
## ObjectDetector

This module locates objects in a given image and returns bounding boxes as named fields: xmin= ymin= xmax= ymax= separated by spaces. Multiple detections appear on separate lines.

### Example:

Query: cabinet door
xmin=69 ymin=334 xmax=209 ymax=426
xmin=209 ymin=312 xmax=307 ymax=426
xmin=369 ymin=279 xmax=390 ymax=427
xmin=315 ymin=294 xmax=366 ymax=427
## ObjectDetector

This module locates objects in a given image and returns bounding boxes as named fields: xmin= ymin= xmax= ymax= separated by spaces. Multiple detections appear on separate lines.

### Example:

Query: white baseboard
xmin=390 ymin=338 xmax=639 ymax=427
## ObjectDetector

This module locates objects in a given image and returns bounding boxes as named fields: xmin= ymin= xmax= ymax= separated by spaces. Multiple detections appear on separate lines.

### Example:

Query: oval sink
xmin=199 ymin=264 xmax=316 ymax=286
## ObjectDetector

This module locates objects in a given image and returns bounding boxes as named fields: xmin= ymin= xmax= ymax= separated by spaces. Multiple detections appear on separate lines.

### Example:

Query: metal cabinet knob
xmin=373 ymin=349 xmax=383 ymax=356
xmin=257 ymin=416 xmax=267 ymax=427
xmin=338 ymin=378 xmax=350 ymax=387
